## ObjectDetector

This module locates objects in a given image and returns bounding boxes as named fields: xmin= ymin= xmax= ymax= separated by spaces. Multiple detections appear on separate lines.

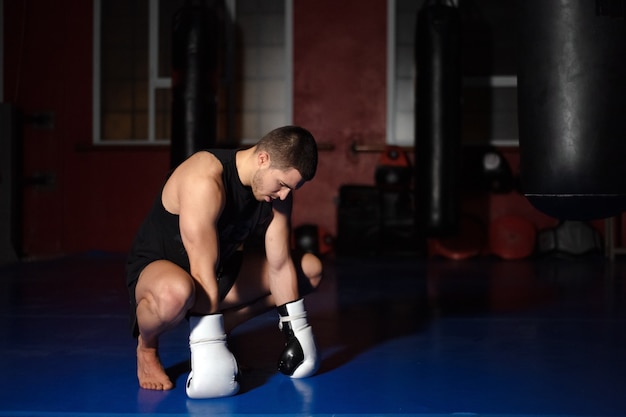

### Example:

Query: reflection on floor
xmin=1 ymin=251 xmax=625 ymax=416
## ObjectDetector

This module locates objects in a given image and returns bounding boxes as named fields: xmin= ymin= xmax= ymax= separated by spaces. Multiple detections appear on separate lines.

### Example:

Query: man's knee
xmin=300 ymin=253 xmax=323 ymax=294
xmin=158 ymin=278 xmax=196 ymax=317
xmin=137 ymin=262 xmax=196 ymax=319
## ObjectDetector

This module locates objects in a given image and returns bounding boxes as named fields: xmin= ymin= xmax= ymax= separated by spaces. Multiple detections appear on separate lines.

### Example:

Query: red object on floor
xmin=489 ymin=214 xmax=537 ymax=260
xmin=429 ymin=216 xmax=486 ymax=260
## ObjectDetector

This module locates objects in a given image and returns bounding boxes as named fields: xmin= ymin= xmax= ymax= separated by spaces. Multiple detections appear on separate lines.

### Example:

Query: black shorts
xmin=127 ymin=251 xmax=243 ymax=338
xmin=126 ymin=250 xmax=314 ymax=338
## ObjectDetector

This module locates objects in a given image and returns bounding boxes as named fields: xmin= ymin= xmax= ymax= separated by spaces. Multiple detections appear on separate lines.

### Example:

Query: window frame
xmin=386 ymin=0 xmax=519 ymax=148
xmin=92 ymin=0 xmax=293 ymax=146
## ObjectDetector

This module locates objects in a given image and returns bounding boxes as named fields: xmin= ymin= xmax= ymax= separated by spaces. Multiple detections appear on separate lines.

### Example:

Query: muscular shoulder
xmin=186 ymin=151 xmax=224 ymax=175
xmin=162 ymin=151 xmax=225 ymax=214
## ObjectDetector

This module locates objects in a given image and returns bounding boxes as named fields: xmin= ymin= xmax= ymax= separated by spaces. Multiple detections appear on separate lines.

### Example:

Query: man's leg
xmin=134 ymin=260 xmax=196 ymax=390
xmin=220 ymin=251 xmax=323 ymax=332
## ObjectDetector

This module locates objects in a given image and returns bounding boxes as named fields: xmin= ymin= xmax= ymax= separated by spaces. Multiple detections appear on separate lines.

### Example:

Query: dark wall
xmin=4 ymin=0 xmax=169 ymax=256
xmin=2 ymin=0 xmax=391 ymax=256
xmin=4 ymin=0 xmax=596 ymax=258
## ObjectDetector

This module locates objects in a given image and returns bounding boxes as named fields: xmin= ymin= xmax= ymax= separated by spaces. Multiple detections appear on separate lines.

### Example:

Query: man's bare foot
xmin=137 ymin=335 xmax=174 ymax=390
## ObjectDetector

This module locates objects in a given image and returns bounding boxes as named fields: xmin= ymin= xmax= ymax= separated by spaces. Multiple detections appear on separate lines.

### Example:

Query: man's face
xmin=251 ymin=166 xmax=304 ymax=203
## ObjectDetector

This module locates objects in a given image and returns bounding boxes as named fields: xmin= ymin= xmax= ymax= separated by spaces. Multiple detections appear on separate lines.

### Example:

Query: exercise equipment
xmin=460 ymin=145 xmax=514 ymax=194
xmin=186 ymin=314 xmax=240 ymax=398
xmin=277 ymin=299 xmax=319 ymax=378
xmin=489 ymin=215 xmax=536 ymax=260
xmin=414 ymin=0 xmax=462 ymax=237
xmin=517 ymin=0 xmax=626 ymax=220
xmin=537 ymin=220 xmax=602 ymax=257
xmin=429 ymin=215 xmax=485 ymax=260
xmin=336 ymin=186 xmax=381 ymax=256
xmin=375 ymin=146 xmax=412 ymax=188
xmin=294 ymin=224 xmax=333 ymax=256
xmin=171 ymin=0 xmax=221 ymax=168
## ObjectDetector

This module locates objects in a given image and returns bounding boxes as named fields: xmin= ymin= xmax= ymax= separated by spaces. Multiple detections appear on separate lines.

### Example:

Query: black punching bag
xmin=518 ymin=1 xmax=626 ymax=220
xmin=171 ymin=0 xmax=220 ymax=169
xmin=414 ymin=0 xmax=462 ymax=237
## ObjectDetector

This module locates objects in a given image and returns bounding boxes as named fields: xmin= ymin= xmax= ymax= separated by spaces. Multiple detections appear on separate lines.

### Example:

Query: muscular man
xmin=126 ymin=126 xmax=322 ymax=398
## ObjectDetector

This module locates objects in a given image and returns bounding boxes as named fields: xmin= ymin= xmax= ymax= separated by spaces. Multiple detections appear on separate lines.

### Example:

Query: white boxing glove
xmin=186 ymin=314 xmax=240 ymax=399
xmin=277 ymin=299 xmax=319 ymax=378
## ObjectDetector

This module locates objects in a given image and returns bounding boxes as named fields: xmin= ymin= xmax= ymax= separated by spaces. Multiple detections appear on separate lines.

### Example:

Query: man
xmin=126 ymin=126 xmax=322 ymax=398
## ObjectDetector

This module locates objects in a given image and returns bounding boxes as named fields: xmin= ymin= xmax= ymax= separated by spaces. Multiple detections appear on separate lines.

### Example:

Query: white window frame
xmin=92 ymin=0 xmax=293 ymax=145
xmin=386 ymin=0 xmax=519 ymax=148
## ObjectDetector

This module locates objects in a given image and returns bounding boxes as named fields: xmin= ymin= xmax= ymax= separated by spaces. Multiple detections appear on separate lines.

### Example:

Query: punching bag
xmin=518 ymin=0 xmax=626 ymax=220
xmin=414 ymin=0 xmax=462 ymax=237
xmin=171 ymin=0 xmax=220 ymax=169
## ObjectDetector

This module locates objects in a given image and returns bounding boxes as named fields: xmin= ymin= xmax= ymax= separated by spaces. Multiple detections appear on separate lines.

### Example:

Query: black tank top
xmin=211 ymin=148 xmax=273 ymax=261
xmin=132 ymin=149 xmax=272 ymax=273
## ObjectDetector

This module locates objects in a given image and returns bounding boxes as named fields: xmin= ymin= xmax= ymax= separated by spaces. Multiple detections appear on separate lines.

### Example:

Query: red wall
xmin=2 ymin=0 xmax=611 ymax=258
xmin=292 ymin=0 xmax=388 ymax=235
xmin=4 ymin=0 xmax=170 ymax=256
xmin=3 ymin=0 xmax=391 ymax=257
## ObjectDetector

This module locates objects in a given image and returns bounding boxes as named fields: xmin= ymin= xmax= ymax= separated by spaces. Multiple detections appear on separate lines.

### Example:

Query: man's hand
xmin=277 ymin=298 xmax=319 ymax=378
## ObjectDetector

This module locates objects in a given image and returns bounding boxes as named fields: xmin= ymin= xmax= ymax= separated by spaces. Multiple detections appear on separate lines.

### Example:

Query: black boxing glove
xmin=277 ymin=299 xmax=319 ymax=378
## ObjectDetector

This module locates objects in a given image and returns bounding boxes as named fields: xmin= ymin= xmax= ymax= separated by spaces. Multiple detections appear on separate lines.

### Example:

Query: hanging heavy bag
xmin=414 ymin=0 xmax=462 ymax=237
xmin=517 ymin=0 xmax=626 ymax=220
xmin=171 ymin=0 xmax=220 ymax=168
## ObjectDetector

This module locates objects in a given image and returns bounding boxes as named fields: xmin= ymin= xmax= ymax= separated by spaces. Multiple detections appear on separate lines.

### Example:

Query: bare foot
xmin=137 ymin=335 xmax=174 ymax=390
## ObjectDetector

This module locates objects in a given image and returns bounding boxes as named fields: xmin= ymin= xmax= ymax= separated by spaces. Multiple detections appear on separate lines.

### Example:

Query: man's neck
xmin=235 ymin=147 xmax=256 ymax=187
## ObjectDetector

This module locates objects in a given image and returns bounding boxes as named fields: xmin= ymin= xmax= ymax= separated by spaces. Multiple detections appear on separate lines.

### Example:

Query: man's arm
xmin=266 ymin=195 xmax=320 ymax=378
xmin=264 ymin=193 xmax=299 ymax=305
xmin=170 ymin=155 xmax=241 ymax=399
xmin=176 ymin=157 xmax=224 ymax=314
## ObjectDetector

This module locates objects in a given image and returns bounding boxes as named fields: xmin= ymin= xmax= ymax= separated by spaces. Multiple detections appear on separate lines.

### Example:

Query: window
xmin=93 ymin=0 xmax=291 ymax=145
xmin=388 ymin=0 xmax=519 ymax=147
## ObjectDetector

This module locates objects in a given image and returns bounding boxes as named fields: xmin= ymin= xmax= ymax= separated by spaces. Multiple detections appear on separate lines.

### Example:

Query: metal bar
xmin=351 ymin=143 xmax=414 ymax=153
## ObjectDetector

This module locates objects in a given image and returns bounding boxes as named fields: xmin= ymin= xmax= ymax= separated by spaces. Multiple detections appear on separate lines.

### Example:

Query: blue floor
xmin=1 ymin=252 xmax=625 ymax=416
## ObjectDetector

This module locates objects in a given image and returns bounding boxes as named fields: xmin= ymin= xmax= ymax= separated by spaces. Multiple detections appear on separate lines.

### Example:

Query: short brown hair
xmin=255 ymin=126 xmax=318 ymax=181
